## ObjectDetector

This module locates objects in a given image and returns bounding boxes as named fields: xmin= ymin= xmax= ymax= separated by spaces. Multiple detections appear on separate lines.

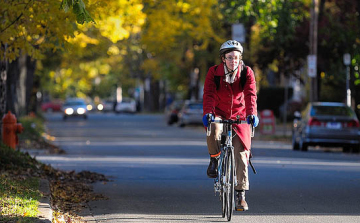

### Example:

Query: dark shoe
xmin=207 ymin=157 xmax=218 ymax=178
xmin=235 ymin=191 xmax=249 ymax=211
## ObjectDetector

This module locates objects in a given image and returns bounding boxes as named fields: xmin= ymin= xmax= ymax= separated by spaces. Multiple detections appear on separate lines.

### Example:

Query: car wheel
xmin=343 ymin=146 xmax=351 ymax=153
xmin=352 ymin=145 xmax=360 ymax=154
xmin=63 ymin=115 xmax=67 ymax=121
xmin=299 ymin=138 xmax=308 ymax=151
xmin=179 ymin=123 xmax=185 ymax=127
xmin=84 ymin=115 xmax=88 ymax=120
xmin=292 ymin=134 xmax=300 ymax=151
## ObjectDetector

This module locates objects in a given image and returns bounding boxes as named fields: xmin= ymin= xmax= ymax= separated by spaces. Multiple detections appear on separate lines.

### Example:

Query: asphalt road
xmin=36 ymin=112 xmax=360 ymax=223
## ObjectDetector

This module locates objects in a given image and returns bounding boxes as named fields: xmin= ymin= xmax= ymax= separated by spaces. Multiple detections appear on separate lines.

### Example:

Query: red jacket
xmin=203 ymin=63 xmax=258 ymax=151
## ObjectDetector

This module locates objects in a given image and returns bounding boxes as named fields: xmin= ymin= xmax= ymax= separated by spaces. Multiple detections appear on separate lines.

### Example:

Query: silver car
xmin=292 ymin=102 xmax=360 ymax=153
xmin=62 ymin=98 xmax=88 ymax=120
xmin=178 ymin=101 xmax=203 ymax=127
xmin=115 ymin=98 xmax=137 ymax=113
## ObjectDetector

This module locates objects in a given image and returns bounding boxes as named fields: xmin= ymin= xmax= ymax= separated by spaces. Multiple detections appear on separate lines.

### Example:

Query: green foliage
xmin=61 ymin=0 xmax=95 ymax=24
xmin=18 ymin=115 xmax=46 ymax=142
xmin=257 ymin=87 xmax=293 ymax=117
xmin=0 ymin=143 xmax=39 ymax=171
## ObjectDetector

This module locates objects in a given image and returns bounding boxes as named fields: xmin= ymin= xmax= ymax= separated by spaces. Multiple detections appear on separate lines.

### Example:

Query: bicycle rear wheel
xmin=225 ymin=150 xmax=234 ymax=221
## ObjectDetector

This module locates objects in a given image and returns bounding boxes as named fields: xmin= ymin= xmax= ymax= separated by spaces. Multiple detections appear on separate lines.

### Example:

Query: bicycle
xmin=206 ymin=116 xmax=255 ymax=221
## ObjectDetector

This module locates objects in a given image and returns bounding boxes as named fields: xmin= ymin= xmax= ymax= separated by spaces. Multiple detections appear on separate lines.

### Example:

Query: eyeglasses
xmin=225 ymin=56 xmax=239 ymax=61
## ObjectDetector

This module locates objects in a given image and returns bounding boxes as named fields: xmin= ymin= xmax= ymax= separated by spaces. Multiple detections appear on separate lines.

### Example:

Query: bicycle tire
xmin=220 ymin=155 xmax=226 ymax=218
xmin=225 ymin=149 xmax=234 ymax=221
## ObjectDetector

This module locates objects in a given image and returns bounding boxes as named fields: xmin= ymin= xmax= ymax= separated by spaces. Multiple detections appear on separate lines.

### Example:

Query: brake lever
xmin=251 ymin=124 xmax=255 ymax=137
xmin=250 ymin=116 xmax=255 ymax=137
xmin=206 ymin=116 xmax=212 ymax=137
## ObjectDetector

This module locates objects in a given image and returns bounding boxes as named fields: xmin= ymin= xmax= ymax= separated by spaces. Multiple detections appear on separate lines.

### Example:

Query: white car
xmin=115 ymin=98 xmax=137 ymax=113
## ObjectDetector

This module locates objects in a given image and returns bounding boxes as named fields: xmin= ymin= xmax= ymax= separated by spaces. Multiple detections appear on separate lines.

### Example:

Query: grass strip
xmin=0 ymin=175 xmax=41 ymax=222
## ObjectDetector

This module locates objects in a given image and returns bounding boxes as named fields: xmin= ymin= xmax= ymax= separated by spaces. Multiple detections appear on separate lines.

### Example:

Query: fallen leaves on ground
xmin=1 ymin=145 xmax=109 ymax=222
xmin=18 ymin=138 xmax=66 ymax=154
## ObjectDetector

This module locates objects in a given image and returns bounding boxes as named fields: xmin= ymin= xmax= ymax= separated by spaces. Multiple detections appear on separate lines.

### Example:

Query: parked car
xmin=41 ymin=100 xmax=63 ymax=112
xmin=178 ymin=101 xmax=203 ymax=127
xmin=292 ymin=102 xmax=360 ymax=153
xmin=115 ymin=98 xmax=136 ymax=113
xmin=97 ymin=100 xmax=115 ymax=112
xmin=62 ymin=98 xmax=88 ymax=120
xmin=165 ymin=100 xmax=184 ymax=125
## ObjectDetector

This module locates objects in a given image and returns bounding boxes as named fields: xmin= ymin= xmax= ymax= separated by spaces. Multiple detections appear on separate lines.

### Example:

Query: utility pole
xmin=309 ymin=0 xmax=319 ymax=102
xmin=344 ymin=53 xmax=351 ymax=107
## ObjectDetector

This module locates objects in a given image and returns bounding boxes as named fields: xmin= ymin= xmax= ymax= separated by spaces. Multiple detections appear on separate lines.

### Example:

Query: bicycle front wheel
xmin=225 ymin=149 xmax=235 ymax=221
xmin=220 ymin=155 xmax=226 ymax=218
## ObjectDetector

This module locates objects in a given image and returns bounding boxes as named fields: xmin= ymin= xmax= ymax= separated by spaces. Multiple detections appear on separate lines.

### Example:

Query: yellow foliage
xmin=142 ymin=59 xmax=160 ymax=75
xmin=97 ymin=16 xmax=130 ymax=43
xmin=142 ymin=0 xmax=222 ymax=57
xmin=99 ymin=64 xmax=110 ymax=75
xmin=0 ymin=0 xmax=77 ymax=61
xmin=107 ymin=45 xmax=120 ymax=56
xmin=86 ymin=0 xmax=145 ymax=43
xmin=66 ymin=32 xmax=99 ymax=47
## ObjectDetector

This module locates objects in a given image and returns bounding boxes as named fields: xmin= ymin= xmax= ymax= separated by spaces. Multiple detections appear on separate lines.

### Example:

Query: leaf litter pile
xmin=0 ymin=144 xmax=109 ymax=222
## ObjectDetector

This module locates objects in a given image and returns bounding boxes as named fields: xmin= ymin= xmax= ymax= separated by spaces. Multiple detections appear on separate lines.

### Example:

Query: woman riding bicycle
xmin=202 ymin=40 xmax=259 ymax=211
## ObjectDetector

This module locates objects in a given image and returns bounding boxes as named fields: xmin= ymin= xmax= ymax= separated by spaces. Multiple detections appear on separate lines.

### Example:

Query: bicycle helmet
xmin=219 ymin=40 xmax=243 ymax=56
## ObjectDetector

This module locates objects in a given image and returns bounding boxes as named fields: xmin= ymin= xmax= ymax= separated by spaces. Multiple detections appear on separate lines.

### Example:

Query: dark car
xmin=292 ymin=102 xmax=360 ymax=153
xmin=97 ymin=100 xmax=115 ymax=112
xmin=165 ymin=100 xmax=184 ymax=125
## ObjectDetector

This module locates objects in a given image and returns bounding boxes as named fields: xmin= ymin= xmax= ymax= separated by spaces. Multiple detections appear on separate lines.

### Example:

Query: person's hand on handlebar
xmin=247 ymin=115 xmax=259 ymax=127
xmin=202 ymin=113 xmax=214 ymax=127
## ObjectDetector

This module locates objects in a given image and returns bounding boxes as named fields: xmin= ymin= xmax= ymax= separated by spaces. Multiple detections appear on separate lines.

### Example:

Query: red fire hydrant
xmin=2 ymin=111 xmax=24 ymax=149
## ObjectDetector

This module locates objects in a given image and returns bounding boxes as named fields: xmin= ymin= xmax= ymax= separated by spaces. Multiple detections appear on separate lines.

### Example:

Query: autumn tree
xmin=0 ymin=0 xmax=95 ymax=117
xmin=141 ymin=0 xmax=224 ymax=105
xmin=37 ymin=0 xmax=145 ymax=104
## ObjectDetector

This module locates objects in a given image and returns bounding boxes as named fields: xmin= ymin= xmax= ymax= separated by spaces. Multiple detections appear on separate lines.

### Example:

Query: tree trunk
xmin=6 ymin=53 xmax=36 ymax=117
xmin=25 ymin=56 xmax=36 ymax=114
xmin=7 ymin=57 xmax=20 ymax=116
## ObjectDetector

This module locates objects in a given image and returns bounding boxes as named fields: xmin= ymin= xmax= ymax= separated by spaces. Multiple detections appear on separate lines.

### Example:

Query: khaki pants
xmin=207 ymin=117 xmax=250 ymax=191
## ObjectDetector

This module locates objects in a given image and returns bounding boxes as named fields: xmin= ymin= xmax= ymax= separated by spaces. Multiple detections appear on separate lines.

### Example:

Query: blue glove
xmin=247 ymin=115 xmax=259 ymax=127
xmin=202 ymin=113 xmax=214 ymax=127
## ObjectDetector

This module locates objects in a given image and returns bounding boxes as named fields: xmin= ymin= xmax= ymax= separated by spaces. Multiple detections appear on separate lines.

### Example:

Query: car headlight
xmin=87 ymin=105 xmax=93 ymax=111
xmin=77 ymin=108 xmax=86 ymax=115
xmin=97 ymin=104 xmax=104 ymax=111
xmin=65 ymin=108 xmax=74 ymax=115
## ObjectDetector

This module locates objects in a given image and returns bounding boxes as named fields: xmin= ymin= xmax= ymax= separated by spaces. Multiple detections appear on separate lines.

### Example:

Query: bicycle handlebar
xmin=206 ymin=117 xmax=255 ymax=137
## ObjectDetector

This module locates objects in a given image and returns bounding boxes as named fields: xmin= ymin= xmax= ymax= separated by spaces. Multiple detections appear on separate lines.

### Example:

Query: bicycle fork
xmin=214 ymin=148 xmax=238 ymax=196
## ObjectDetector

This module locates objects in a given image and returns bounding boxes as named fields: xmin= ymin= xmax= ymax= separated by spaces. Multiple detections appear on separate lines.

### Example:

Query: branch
xmin=0 ymin=0 xmax=33 ymax=34
xmin=0 ymin=13 xmax=23 ymax=34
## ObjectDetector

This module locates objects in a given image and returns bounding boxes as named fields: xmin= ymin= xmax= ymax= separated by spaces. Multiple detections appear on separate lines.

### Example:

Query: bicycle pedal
xmin=235 ymin=207 xmax=248 ymax=212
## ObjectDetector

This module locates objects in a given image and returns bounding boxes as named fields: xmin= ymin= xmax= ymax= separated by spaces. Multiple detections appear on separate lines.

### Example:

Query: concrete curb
xmin=37 ymin=178 xmax=52 ymax=223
